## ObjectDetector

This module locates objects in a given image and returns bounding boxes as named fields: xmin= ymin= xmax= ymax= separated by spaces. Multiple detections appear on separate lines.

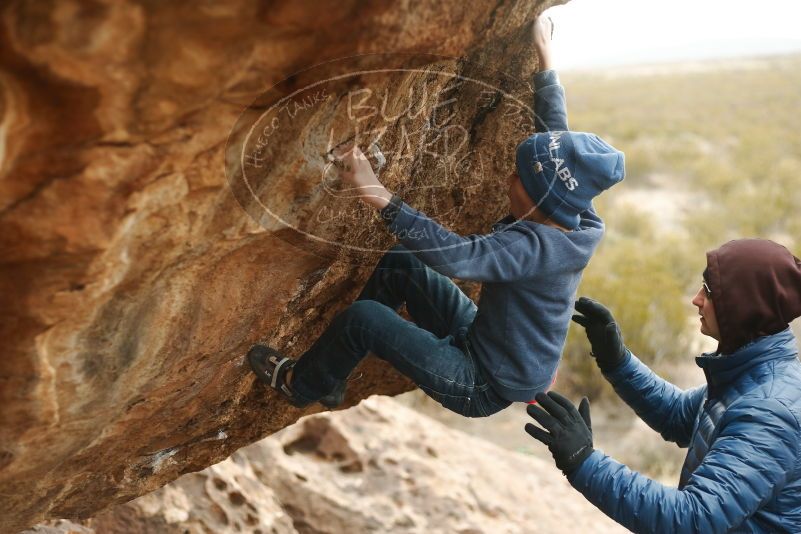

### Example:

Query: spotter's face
xmin=692 ymin=282 xmax=721 ymax=341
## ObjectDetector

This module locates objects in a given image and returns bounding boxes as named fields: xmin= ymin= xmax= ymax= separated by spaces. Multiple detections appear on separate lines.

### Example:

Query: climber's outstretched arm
xmin=532 ymin=15 xmax=554 ymax=73
xmin=530 ymin=15 xmax=568 ymax=132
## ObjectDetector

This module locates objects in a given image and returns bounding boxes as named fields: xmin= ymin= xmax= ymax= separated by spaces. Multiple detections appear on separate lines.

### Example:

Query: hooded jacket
xmin=568 ymin=239 xmax=801 ymax=533
xmin=378 ymin=70 xmax=608 ymax=401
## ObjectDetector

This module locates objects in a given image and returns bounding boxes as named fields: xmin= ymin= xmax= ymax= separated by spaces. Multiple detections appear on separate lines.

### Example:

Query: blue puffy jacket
xmin=568 ymin=328 xmax=801 ymax=533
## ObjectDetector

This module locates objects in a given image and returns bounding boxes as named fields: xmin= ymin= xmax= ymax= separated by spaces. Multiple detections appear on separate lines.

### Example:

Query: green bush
xmin=559 ymin=207 xmax=700 ymax=397
xmin=556 ymin=57 xmax=801 ymax=398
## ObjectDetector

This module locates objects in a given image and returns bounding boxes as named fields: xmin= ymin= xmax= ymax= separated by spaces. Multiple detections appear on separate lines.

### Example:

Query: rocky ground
xmin=25 ymin=396 xmax=625 ymax=534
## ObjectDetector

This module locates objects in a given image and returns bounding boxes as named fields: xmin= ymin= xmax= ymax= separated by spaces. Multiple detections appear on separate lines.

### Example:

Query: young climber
xmin=525 ymin=238 xmax=801 ymax=532
xmin=247 ymin=15 xmax=625 ymax=415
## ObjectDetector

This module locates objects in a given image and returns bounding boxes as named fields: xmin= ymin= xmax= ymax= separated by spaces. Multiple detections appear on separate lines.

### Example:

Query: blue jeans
xmin=291 ymin=244 xmax=512 ymax=417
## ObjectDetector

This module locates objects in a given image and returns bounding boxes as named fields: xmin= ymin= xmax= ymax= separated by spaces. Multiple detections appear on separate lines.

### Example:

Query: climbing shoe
xmin=247 ymin=345 xmax=309 ymax=408
xmin=319 ymin=380 xmax=347 ymax=409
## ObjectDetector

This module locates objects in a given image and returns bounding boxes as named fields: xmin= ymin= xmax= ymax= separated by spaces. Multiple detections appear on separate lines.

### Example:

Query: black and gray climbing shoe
xmin=320 ymin=370 xmax=365 ymax=409
xmin=319 ymin=380 xmax=347 ymax=409
xmin=247 ymin=345 xmax=309 ymax=408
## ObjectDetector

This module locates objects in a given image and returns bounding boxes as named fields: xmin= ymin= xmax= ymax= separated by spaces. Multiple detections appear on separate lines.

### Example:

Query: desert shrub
xmin=557 ymin=57 xmax=801 ymax=399
xmin=559 ymin=207 xmax=700 ymax=398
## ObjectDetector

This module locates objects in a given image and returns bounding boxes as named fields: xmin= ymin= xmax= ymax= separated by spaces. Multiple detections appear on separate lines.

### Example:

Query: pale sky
xmin=546 ymin=0 xmax=801 ymax=71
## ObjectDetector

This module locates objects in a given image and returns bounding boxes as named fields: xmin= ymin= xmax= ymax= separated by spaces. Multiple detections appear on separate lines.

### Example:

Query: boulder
xmin=0 ymin=0 xmax=565 ymax=530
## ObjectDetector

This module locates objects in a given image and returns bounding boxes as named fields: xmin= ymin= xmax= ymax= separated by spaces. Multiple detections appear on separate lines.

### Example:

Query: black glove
xmin=525 ymin=391 xmax=593 ymax=475
xmin=571 ymin=297 xmax=628 ymax=372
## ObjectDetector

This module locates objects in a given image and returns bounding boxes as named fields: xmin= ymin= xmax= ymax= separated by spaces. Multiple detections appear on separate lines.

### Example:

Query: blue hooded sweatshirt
xmin=378 ymin=71 xmax=621 ymax=401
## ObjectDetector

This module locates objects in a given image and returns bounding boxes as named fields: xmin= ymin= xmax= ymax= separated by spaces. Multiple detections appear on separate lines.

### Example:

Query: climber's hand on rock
xmin=333 ymin=142 xmax=392 ymax=210
xmin=530 ymin=14 xmax=554 ymax=71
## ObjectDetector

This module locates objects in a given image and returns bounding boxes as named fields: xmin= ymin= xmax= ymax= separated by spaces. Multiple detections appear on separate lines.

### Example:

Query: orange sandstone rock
xmin=0 ymin=0 xmax=563 ymax=530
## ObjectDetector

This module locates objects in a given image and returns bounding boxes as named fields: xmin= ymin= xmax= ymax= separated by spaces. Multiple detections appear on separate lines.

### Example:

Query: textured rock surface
xmin=25 ymin=397 xmax=625 ymax=533
xmin=0 ymin=0 xmax=566 ymax=531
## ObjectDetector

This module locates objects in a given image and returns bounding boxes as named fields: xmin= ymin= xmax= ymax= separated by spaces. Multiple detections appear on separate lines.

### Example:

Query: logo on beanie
xmin=548 ymin=132 xmax=578 ymax=191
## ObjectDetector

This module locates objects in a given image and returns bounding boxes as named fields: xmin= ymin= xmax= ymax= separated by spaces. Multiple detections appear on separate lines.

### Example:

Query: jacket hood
xmin=706 ymin=238 xmax=801 ymax=354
